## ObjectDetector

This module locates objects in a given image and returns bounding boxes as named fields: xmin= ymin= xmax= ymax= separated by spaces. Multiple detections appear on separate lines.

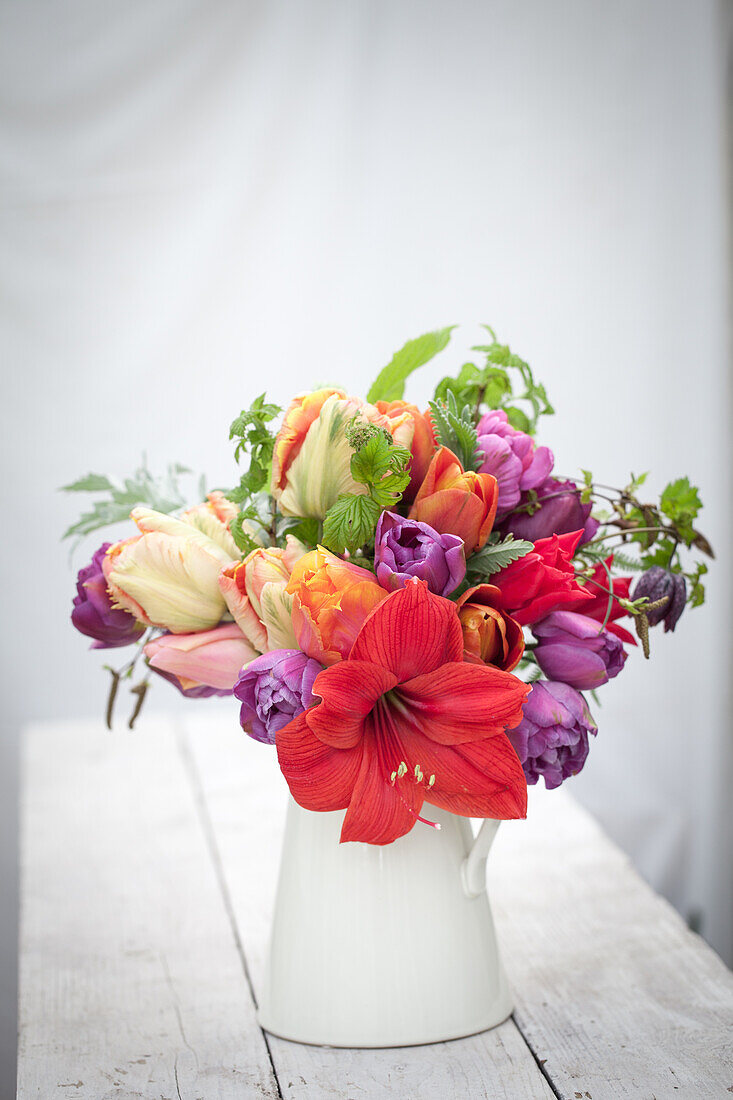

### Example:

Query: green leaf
xmin=504 ymin=406 xmax=530 ymax=432
xmin=625 ymin=471 xmax=649 ymax=494
xmin=369 ymin=470 xmax=411 ymax=508
xmin=343 ymin=419 xmax=412 ymax=513
xmin=280 ymin=516 xmax=321 ymax=548
xmin=230 ymin=510 xmax=260 ymax=555
xmin=350 ymin=432 xmax=394 ymax=485
xmin=226 ymin=392 xmax=283 ymax=529
xmin=466 ymin=537 xmax=535 ymax=580
xmin=367 ymin=326 xmax=455 ymax=404
xmin=640 ymin=538 xmax=678 ymax=571
xmin=687 ymin=561 xmax=708 ymax=608
xmin=428 ymin=392 xmax=482 ymax=471
xmin=470 ymin=328 xmax=554 ymax=432
xmin=660 ymin=477 xmax=702 ymax=526
xmin=322 ymin=494 xmax=381 ymax=556
xmin=60 ymin=473 xmax=117 ymax=493
xmin=60 ymin=459 xmax=202 ymax=542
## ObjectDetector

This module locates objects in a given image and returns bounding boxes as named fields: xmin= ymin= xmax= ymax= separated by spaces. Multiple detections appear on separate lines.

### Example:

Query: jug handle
xmin=460 ymin=818 xmax=500 ymax=898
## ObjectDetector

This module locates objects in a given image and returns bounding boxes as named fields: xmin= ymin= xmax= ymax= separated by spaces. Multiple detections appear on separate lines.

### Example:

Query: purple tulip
xmin=506 ymin=680 xmax=597 ymax=790
xmin=71 ymin=542 xmax=145 ymax=649
xmin=633 ymin=567 xmax=686 ymax=633
xmin=233 ymin=649 xmax=323 ymax=744
xmin=476 ymin=410 xmax=554 ymax=516
xmin=374 ymin=511 xmax=466 ymax=597
xmin=498 ymin=476 xmax=599 ymax=545
xmin=532 ymin=610 xmax=627 ymax=690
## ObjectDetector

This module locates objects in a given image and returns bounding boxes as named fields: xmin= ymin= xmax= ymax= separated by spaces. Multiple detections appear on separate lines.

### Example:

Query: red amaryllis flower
xmin=277 ymin=580 xmax=529 ymax=845
xmin=580 ymin=557 xmax=636 ymax=645
xmin=491 ymin=530 xmax=594 ymax=626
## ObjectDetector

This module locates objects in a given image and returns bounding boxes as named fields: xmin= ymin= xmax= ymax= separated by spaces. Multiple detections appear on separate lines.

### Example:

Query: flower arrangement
xmin=66 ymin=326 xmax=712 ymax=845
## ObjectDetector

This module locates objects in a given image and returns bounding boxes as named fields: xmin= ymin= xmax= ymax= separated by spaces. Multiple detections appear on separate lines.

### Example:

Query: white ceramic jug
xmin=257 ymin=797 xmax=511 ymax=1047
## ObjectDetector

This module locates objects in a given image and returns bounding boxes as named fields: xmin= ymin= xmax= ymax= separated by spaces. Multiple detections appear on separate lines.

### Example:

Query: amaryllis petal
xmin=307 ymin=661 xmax=398 ymax=749
xmin=349 ymin=580 xmax=463 ymax=680
xmin=340 ymin=723 xmax=423 ymax=846
xmin=398 ymin=663 xmax=530 ymax=744
xmin=277 ymin=712 xmax=363 ymax=811
xmin=405 ymin=732 xmax=527 ymax=819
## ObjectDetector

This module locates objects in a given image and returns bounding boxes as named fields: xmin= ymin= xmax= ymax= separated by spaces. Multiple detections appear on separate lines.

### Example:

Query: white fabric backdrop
xmin=1 ymin=0 xmax=731 ymax=1087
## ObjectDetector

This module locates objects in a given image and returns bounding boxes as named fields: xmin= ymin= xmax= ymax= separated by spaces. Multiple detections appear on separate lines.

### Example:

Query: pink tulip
xmin=144 ymin=623 xmax=258 ymax=693
xmin=218 ymin=536 xmax=304 ymax=652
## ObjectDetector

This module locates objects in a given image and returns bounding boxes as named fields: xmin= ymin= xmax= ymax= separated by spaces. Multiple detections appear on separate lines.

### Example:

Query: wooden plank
xmin=490 ymin=785 xmax=733 ymax=1099
xmin=17 ymin=718 xmax=280 ymax=1100
xmin=181 ymin=715 xmax=556 ymax=1100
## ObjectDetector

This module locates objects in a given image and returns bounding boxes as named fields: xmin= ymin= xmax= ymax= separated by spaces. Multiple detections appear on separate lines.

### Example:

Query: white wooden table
xmin=17 ymin=714 xmax=733 ymax=1099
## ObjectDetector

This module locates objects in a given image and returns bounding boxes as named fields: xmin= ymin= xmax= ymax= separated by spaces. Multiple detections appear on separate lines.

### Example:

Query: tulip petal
xmin=131 ymin=507 xmax=234 ymax=564
xmin=180 ymin=505 xmax=241 ymax=559
xmin=218 ymin=563 xmax=268 ymax=652
xmin=534 ymin=642 xmax=610 ymax=689
xmin=277 ymin=712 xmax=363 ymax=812
xmin=398 ymin=662 xmax=530 ymax=744
xmin=260 ymin=584 xmax=298 ymax=650
xmin=307 ymin=661 xmax=398 ymax=749
xmin=106 ymin=531 xmax=228 ymax=633
xmin=412 ymin=488 xmax=486 ymax=551
xmin=350 ymin=580 xmax=463 ymax=680
xmin=145 ymin=624 xmax=258 ymax=691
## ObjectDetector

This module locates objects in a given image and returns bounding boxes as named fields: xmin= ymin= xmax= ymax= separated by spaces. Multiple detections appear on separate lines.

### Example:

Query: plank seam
xmin=510 ymin=1013 xmax=563 ymax=1100
xmin=176 ymin=725 xmax=284 ymax=1100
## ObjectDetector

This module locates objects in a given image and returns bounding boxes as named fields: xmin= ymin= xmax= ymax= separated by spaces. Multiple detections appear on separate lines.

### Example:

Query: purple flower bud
xmin=532 ymin=610 xmax=627 ymax=690
xmin=506 ymin=680 xmax=597 ymax=790
xmin=498 ymin=477 xmax=599 ymax=545
xmin=71 ymin=542 xmax=145 ymax=649
xmin=233 ymin=649 xmax=323 ymax=744
xmin=476 ymin=410 xmax=554 ymax=516
xmin=374 ymin=511 xmax=466 ymax=597
xmin=632 ymin=567 xmax=687 ymax=633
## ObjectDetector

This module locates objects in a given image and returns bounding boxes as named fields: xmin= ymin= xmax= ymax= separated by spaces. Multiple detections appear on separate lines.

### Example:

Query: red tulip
xmin=491 ymin=530 xmax=594 ymax=626
xmin=277 ymin=579 xmax=529 ymax=845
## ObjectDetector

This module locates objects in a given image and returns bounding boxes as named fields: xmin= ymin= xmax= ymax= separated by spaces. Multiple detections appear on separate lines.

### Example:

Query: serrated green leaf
xmin=230 ymin=510 xmax=260 ymax=555
xmin=660 ymin=477 xmax=702 ymax=523
xmin=640 ymin=538 xmax=678 ymax=570
xmin=322 ymin=494 xmax=381 ymax=556
xmin=367 ymin=326 xmax=455 ymax=404
xmin=466 ymin=537 xmax=535 ymax=580
xmin=350 ymin=433 xmax=393 ymax=485
xmin=369 ymin=470 xmax=411 ymax=508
